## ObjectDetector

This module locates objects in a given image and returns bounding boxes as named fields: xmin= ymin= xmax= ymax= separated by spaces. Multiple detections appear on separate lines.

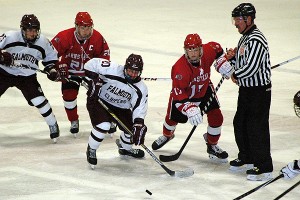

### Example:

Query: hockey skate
xmin=86 ymin=145 xmax=97 ymax=169
xmin=151 ymin=135 xmax=175 ymax=150
xmin=246 ymin=167 xmax=272 ymax=181
xmin=70 ymin=120 xmax=79 ymax=137
xmin=49 ymin=122 xmax=60 ymax=143
xmin=229 ymin=158 xmax=254 ymax=172
xmin=115 ymin=139 xmax=144 ymax=158
xmin=206 ymin=143 xmax=228 ymax=163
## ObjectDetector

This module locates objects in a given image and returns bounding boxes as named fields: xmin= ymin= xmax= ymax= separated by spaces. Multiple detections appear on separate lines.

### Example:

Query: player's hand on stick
xmin=280 ymin=160 xmax=300 ymax=179
xmin=181 ymin=102 xmax=202 ymax=126
xmin=57 ymin=63 xmax=69 ymax=82
xmin=0 ymin=49 xmax=13 ymax=66
xmin=87 ymin=78 xmax=103 ymax=100
xmin=45 ymin=66 xmax=59 ymax=81
xmin=214 ymin=54 xmax=234 ymax=79
xmin=132 ymin=119 xmax=147 ymax=145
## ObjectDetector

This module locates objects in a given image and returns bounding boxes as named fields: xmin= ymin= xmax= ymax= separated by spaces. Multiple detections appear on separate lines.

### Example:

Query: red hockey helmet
xmin=184 ymin=33 xmax=202 ymax=49
xmin=75 ymin=12 xmax=93 ymax=27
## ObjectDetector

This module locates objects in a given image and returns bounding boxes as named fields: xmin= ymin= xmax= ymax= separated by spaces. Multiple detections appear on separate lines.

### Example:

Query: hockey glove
xmin=132 ymin=119 xmax=147 ymax=145
xmin=87 ymin=78 xmax=103 ymax=101
xmin=0 ymin=49 xmax=13 ymax=66
xmin=45 ymin=67 xmax=59 ymax=81
xmin=57 ymin=63 xmax=69 ymax=82
xmin=181 ymin=102 xmax=202 ymax=126
xmin=214 ymin=54 xmax=234 ymax=79
xmin=280 ymin=160 xmax=300 ymax=179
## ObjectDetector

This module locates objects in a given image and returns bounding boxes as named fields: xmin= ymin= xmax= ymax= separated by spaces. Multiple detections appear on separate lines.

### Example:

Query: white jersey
xmin=84 ymin=58 xmax=148 ymax=121
xmin=0 ymin=30 xmax=58 ymax=76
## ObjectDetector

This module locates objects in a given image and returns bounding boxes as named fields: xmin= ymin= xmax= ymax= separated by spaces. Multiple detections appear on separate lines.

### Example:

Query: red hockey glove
xmin=214 ymin=54 xmax=234 ymax=79
xmin=0 ymin=50 xmax=13 ymax=66
xmin=180 ymin=102 xmax=202 ymax=126
xmin=132 ymin=119 xmax=147 ymax=145
xmin=57 ymin=63 xmax=69 ymax=82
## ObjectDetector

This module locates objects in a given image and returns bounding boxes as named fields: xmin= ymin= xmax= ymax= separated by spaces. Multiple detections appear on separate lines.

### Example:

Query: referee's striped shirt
xmin=232 ymin=25 xmax=271 ymax=87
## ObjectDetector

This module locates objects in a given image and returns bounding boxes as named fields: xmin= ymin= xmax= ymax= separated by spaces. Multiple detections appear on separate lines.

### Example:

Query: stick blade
xmin=159 ymin=154 xmax=179 ymax=162
xmin=174 ymin=168 xmax=194 ymax=178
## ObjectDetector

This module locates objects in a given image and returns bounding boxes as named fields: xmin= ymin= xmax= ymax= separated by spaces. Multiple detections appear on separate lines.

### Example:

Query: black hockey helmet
xmin=232 ymin=3 xmax=256 ymax=19
xmin=20 ymin=14 xmax=41 ymax=44
xmin=294 ymin=91 xmax=300 ymax=118
xmin=124 ymin=53 xmax=144 ymax=83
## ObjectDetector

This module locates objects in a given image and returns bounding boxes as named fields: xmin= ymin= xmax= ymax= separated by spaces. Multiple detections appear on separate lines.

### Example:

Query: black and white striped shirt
xmin=232 ymin=25 xmax=271 ymax=87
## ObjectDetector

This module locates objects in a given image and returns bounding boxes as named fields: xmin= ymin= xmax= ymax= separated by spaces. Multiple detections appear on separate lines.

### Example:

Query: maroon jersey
xmin=51 ymin=28 xmax=110 ymax=75
xmin=171 ymin=42 xmax=223 ymax=104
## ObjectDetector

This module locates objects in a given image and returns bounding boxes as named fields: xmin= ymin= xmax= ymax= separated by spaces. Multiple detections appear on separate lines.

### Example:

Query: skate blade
xmin=208 ymin=154 xmax=228 ymax=163
xmin=229 ymin=164 xmax=254 ymax=173
xmin=247 ymin=173 xmax=272 ymax=181
xmin=89 ymin=164 xmax=95 ymax=170
xmin=72 ymin=133 xmax=77 ymax=138
xmin=52 ymin=138 xmax=58 ymax=144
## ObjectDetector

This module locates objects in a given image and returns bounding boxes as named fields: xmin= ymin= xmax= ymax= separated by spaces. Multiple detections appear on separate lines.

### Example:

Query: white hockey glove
xmin=214 ymin=54 xmax=234 ymax=79
xmin=280 ymin=160 xmax=300 ymax=179
xmin=181 ymin=102 xmax=202 ymax=126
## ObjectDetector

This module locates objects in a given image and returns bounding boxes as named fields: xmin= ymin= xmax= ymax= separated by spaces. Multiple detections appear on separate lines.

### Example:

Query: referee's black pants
xmin=233 ymin=84 xmax=273 ymax=172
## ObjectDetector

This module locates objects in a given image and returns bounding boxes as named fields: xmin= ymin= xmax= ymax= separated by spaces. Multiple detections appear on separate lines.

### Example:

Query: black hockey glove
xmin=0 ymin=50 xmax=13 ymax=66
xmin=132 ymin=118 xmax=147 ymax=145
xmin=87 ymin=78 xmax=103 ymax=101
xmin=45 ymin=67 xmax=59 ymax=81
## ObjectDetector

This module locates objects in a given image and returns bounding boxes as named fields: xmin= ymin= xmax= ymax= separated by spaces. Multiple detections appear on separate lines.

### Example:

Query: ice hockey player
xmin=293 ymin=91 xmax=300 ymax=118
xmin=281 ymin=160 xmax=300 ymax=179
xmin=151 ymin=33 xmax=233 ymax=163
xmin=51 ymin=12 xmax=116 ymax=137
xmin=84 ymin=54 xmax=148 ymax=169
xmin=0 ymin=14 xmax=60 ymax=143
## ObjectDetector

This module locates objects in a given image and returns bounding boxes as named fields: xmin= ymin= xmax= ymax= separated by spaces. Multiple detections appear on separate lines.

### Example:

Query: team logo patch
xmin=239 ymin=45 xmax=246 ymax=56
xmin=54 ymin=37 xmax=60 ymax=43
xmin=175 ymin=74 xmax=182 ymax=80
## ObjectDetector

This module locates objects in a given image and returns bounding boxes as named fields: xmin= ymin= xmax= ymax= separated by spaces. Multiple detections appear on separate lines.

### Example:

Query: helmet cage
xmin=124 ymin=54 xmax=143 ymax=83
xmin=75 ymin=12 xmax=94 ymax=40
xmin=184 ymin=34 xmax=203 ymax=66
xmin=20 ymin=14 xmax=41 ymax=44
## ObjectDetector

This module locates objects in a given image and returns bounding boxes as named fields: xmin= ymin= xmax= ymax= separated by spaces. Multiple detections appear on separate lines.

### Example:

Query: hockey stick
xmin=271 ymin=55 xmax=300 ymax=69
xmin=159 ymin=77 xmax=225 ymax=162
xmin=81 ymin=81 xmax=194 ymax=178
xmin=142 ymin=55 xmax=300 ymax=81
xmin=274 ymin=179 xmax=300 ymax=200
xmin=13 ymin=61 xmax=79 ymax=85
xmin=233 ymin=174 xmax=284 ymax=200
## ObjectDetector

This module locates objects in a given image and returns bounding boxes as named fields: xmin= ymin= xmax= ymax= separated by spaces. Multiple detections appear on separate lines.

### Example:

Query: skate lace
xmin=129 ymin=148 xmax=140 ymax=154
xmin=49 ymin=123 xmax=58 ymax=134
xmin=156 ymin=136 xmax=168 ymax=145
xmin=71 ymin=120 xmax=79 ymax=129
xmin=89 ymin=149 xmax=97 ymax=158
xmin=211 ymin=145 xmax=224 ymax=154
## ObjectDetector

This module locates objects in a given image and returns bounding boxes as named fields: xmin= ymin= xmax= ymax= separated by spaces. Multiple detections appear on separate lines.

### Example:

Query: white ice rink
xmin=0 ymin=0 xmax=299 ymax=199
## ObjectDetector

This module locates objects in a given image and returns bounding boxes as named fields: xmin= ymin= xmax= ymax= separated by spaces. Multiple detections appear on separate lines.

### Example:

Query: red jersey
xmin=171 ymin=42 xmax=223 ymax=103
xmin=51 ymin=28 xmax=110 ymax=75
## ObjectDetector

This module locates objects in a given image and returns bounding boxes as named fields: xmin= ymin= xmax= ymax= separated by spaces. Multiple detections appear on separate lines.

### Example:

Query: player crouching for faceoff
xmin=84 ymin=54 xmax=148 ymax=169
xmin=151 ymin=33 xmax=233 ymax=163
xmin=0 ymin=14 xmax=61 ymax=143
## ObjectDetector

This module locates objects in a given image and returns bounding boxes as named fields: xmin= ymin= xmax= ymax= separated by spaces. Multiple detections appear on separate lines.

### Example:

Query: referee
xmin=227 ymin=3 xmax=273 ymax=181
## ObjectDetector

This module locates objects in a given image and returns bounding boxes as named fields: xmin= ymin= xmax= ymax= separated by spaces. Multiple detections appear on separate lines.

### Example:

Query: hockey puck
xmin=145 ymin=189 xmax=152 ymax=195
